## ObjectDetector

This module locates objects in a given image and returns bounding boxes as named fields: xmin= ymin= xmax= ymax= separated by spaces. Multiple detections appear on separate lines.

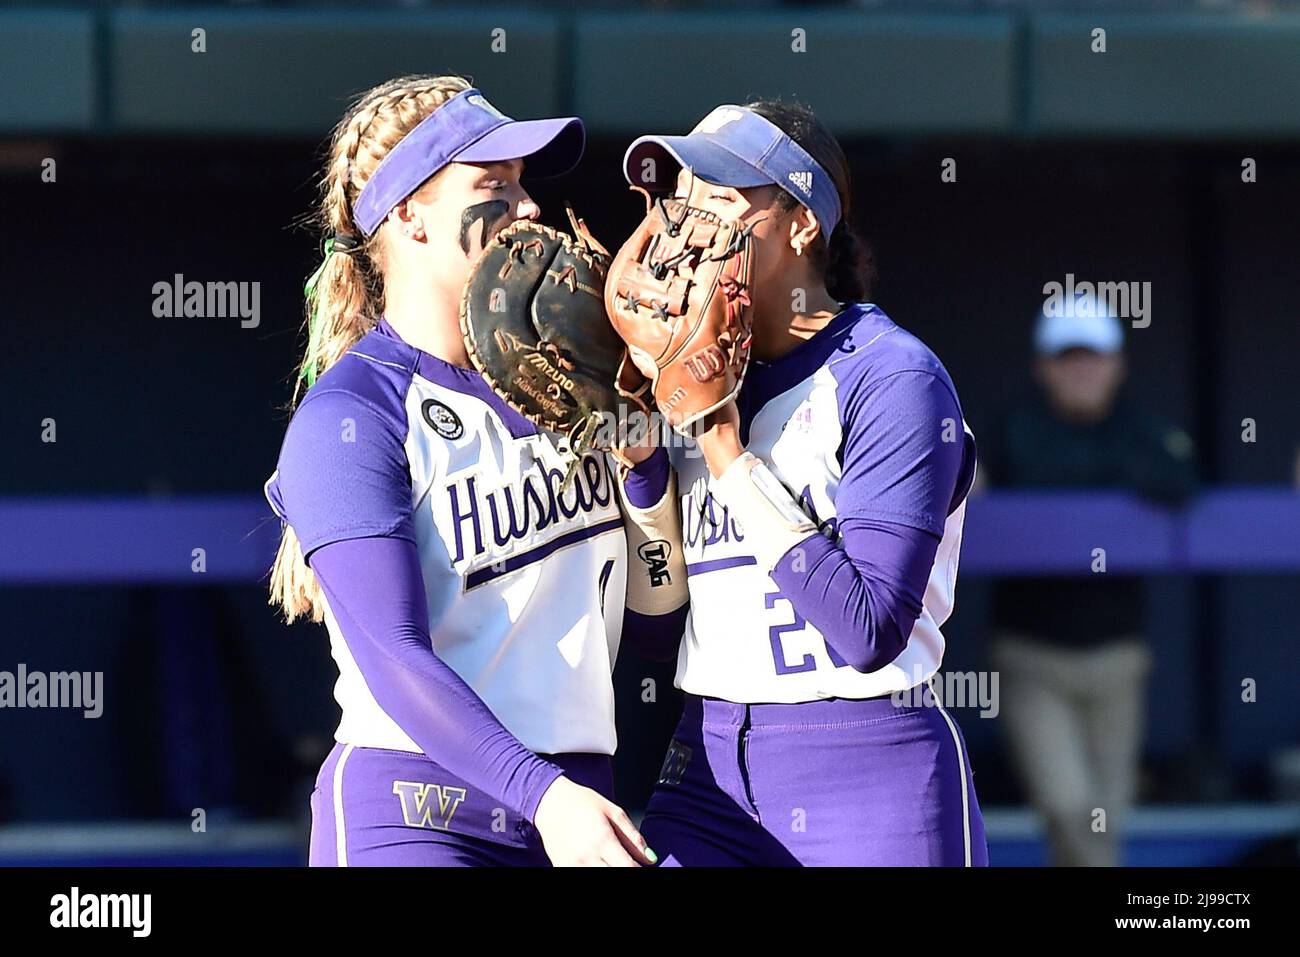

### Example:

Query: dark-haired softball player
xmin=621 ymin=101 xmax=989 ymax=865
xmin=265 ymin=75 xmax=668 ymax=866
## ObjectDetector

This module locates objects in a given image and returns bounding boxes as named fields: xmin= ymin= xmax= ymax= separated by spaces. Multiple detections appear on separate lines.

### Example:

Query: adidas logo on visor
xmin=787 ymin=170 xmax=814 ymax=196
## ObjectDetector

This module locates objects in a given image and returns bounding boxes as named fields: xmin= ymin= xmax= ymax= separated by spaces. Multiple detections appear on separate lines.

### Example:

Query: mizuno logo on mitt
xmin=524 ymin=351 xmax=576 ymax=392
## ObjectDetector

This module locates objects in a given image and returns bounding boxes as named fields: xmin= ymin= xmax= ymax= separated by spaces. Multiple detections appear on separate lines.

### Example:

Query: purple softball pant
xmin=309 ymin=744 xmax=614 ymax=867
xmin=641 ymin=687 xmax=988 ymax=866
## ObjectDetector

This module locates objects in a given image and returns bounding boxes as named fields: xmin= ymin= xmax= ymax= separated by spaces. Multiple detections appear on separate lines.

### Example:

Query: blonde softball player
xmin=265 ymin=75 xmax=671 ymax=867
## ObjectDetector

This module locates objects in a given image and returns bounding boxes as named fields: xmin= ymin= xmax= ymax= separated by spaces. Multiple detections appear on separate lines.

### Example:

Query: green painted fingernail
xmin=646 ymin=847 xmax=659 ymax=864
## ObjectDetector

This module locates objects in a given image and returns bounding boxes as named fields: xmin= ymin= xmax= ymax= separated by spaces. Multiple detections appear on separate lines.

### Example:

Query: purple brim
xmin=456 ymin=116 xmax=585 ymax=178
xmin=624 ymin=134 xmax=772 ymax=193
xmin=622 ymin=106 xmax=842 ymax=234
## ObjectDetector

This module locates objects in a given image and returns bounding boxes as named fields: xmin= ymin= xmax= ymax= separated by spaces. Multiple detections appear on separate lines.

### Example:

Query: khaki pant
xmin=991 ymin=634 xmax=1152 ymax=867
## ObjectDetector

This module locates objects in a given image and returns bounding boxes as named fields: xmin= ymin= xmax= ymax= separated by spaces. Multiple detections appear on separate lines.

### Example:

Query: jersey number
xmin=765 ymin=589 xmax=849 ymax=676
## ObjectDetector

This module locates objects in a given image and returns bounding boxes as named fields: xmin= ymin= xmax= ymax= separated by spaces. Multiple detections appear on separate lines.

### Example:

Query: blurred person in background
xmin=984 ymin=296 xmax=1197 ymax=867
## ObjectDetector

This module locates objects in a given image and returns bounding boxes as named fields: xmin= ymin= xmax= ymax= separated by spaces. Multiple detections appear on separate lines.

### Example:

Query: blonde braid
xmin=271 ymin=74 xmax=471 ymax=623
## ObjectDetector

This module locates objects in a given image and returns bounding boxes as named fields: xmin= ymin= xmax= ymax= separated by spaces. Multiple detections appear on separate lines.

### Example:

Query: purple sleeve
xmin=309 ymin=536 xmax=564 ymax=821
xmin=621 ymin=445 xmax=670 ymax=509
xmin=770 ymin=521 xmax=938 ymax=673
xmin=832 ymin=370 xmax=968 ymax=536
xmin=270 ymin=389 xmax=415 ymax=555
xmin=768 ymin=369 xmax=968 ymax=673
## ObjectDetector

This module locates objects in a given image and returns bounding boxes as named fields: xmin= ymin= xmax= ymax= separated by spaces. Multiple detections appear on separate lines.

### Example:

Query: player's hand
xmin=617 ymin=409 xmax=659 ymax=467
xmin=695 ymin=401 xmax=744 ymax=478
xmin=532 ymin=776 xmax=657 ymax=867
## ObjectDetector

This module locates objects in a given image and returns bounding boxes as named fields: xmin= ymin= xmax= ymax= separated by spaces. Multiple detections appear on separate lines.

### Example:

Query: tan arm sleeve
xmin=617 ymin=466 xmax=690 ymax=616
xmin=709 ymin=451 xmax=818 ymax=571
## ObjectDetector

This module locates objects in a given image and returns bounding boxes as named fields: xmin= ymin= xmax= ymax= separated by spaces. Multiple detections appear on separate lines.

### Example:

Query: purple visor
xmin=622 ymin=105 xmax=842 ymax=237
xmin=353 ymin=88 xmax=584 ymax=236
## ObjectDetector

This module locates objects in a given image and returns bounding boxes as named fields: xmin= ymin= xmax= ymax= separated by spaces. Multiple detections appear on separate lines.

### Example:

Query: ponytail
xmin=745 ymin=98 xmax=876 ymax=304
xmin=270 ymin=74 xmax=471 ymax=623
xmin=823 ymin=221 xmax=875 ymax=302
xmin=295 ymin=238 xmax=376 ymax=401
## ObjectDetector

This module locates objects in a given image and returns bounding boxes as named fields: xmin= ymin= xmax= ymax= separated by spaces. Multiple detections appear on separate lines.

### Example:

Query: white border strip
xmin=930 ymin=679 xmax=973 ymax=866
xmin=332 ymin=744 xmax=355 ymax=867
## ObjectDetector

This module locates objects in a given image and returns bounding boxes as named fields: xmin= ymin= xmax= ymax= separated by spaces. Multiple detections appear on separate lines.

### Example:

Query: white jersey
xmin=267 ymin=321 xmax=625 ymax=756
xmin=668 ymin=303 xmax=975 ymax=703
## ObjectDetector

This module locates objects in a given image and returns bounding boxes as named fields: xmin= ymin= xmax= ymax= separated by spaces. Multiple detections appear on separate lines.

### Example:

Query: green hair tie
xmin=300 ymin=237 xmax=338 ymax=389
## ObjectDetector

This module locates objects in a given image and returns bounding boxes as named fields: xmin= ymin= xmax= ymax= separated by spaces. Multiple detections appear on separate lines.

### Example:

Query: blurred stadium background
xmin=1 ymin=0 xmax=1298 ymax=866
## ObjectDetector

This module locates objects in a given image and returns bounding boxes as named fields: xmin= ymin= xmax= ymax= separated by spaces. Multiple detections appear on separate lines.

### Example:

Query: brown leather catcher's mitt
xmin=604 ymin=191 xmax=757 ymax=433
xmin=460 ymin=208 xmax=651 ymax=478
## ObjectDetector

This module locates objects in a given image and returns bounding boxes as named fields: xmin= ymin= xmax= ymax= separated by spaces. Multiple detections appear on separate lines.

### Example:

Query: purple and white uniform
xmin=263 ymin=88 xmax=679 ymax=866
xmin=266 ymin=320 xmax=632 ymax=865
xmin=619 ymin=104 xmax=987 ymax=866
xmin=640 ymin=303 xmax=988 ymax=866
